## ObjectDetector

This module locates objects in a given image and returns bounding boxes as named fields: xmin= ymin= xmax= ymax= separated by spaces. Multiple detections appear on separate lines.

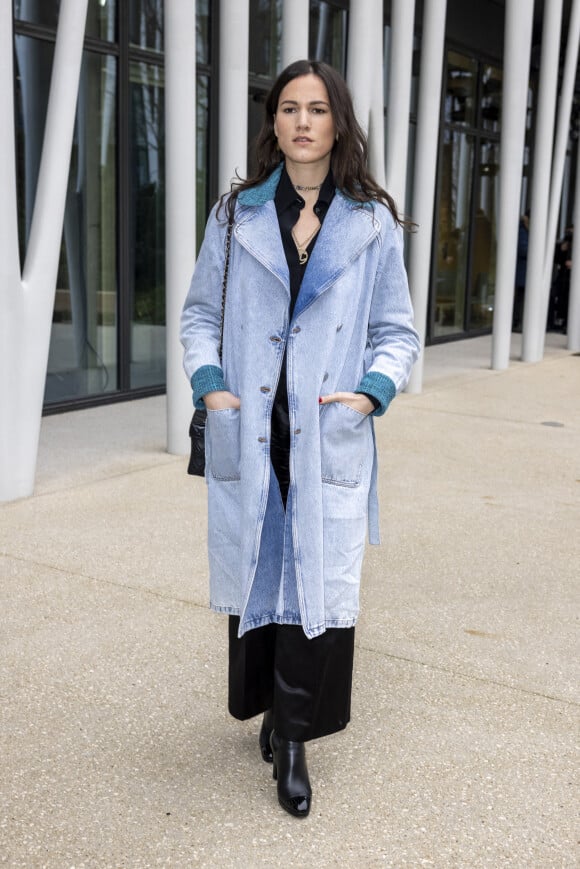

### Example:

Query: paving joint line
xmin=356 ymin=641 xmax=579 ymax=709
xmin=0 ymin=551 xmax=204 ymax=612
xmin=3 ymin=553 xmax=577 ymax=711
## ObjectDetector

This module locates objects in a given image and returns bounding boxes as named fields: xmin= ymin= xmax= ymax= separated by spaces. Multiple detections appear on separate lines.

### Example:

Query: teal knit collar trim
xmin=237 ymin=164 xmax=283 ymax=206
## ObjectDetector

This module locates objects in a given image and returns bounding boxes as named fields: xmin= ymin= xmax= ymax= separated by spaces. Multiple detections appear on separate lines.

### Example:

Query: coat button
xmin=258 ymin=437 xmax=267 ymax=443
xmin=323 ymin=372 xmax=329 ymax=382
xmin=260 ymin=386 xmax=271 ymax=393
xmin=294 ymin=428 xmax=301 ymax=435
xmin=270 ymin=335 xmax=282 ymax=343
xmin=336 ymin=323 xmax=343 ymax=332
xmin=292 ymin=326 xmax=301 ymax=334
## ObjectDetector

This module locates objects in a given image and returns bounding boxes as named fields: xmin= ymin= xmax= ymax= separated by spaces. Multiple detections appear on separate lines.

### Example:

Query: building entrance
xmin=431 ymin=50 xmax=502 ymax=340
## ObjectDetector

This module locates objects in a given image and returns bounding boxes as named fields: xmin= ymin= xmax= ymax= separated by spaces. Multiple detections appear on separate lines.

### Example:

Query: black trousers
xmin=227 ymin=394 xmax=354 ymax=742
xmin=228 ymin=616 xmax=355 ymax=742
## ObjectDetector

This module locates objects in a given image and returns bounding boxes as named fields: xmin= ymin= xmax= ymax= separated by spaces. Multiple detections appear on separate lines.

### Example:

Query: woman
xmin=181 ymin=60 xmax=420 ymax=819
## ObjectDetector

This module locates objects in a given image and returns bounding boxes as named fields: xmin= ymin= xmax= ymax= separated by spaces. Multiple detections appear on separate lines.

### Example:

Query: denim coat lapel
xmin=235 ymin=200 xmax=290 ymax=295
xmin=293 ymin=194 xmax=380 ymax=320
xmin=235 ymin=190 xmax=380 ymax=318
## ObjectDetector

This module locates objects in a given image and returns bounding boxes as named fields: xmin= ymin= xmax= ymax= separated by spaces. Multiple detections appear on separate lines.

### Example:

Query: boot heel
xmin=259 ymin=710 xmax=274 ymax=763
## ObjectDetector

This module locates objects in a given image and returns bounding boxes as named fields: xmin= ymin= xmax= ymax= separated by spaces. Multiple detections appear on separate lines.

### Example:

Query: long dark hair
xmin=221 ymin=59 xmax=407 ymax=228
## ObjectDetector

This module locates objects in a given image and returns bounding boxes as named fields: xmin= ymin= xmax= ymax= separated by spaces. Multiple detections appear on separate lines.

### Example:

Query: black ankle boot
xmin=270 ymin=730 xmax=311 ymax=818
xmin=259 ymin=709 xmax=274 ymax=763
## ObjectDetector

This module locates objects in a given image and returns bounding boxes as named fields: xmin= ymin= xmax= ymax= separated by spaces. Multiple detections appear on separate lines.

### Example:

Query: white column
xmin=567 ymin=139 xmax=580 ymax=352
xmin=385 ymin=0 xmax=415 ymax=211
xmin=347 ymin=0 xmax=373 ymax=134
xmin=405 ymin=0 xmax=447 ymax=393
xmin=491 ymin=0 xmax=534 ymax=370
xmin=0 ymin=0 xmax=89 ymax=502
xmin=521 ymin=0 xmax=563 ymax=362
xmin=219 ymin=0 xmax=249 ymax=195
xmin=347 ymin=0 xmax=385 ymax=186
xmin=368 ymin=0 xmax=386 ymax=187
xmin=165 ymin=0 xmax=197 ymax=456
xmin=282 ymin=0 xmax=309 ymax=68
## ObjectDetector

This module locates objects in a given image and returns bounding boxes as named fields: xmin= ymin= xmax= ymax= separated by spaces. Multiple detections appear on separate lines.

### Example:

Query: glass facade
xmin=13 ymin=0 xmax=211 ymax=409
xmin=130 ymin=0 xmax=163 ymax=53
xmin=49 ymin=50 xmax=119 ymax=401
xmin=11 ymin=0 xmax=514 ymax=411
xmin=13 ymin=0 xmax=117 ymax=37
xmin=247 ymin=0 xmax=282 ymax=176
xmin=434 ymin=129 xmax=475 ymax=336
xmin=432 ymin=51 xmax=501 ymax=339
xmin=249 ymin=0 xmax=282 ymax=80
xmin=129 ymin=61 xmax=165 ymax=388
xmin=309 ymin=1 xmax=348 ymax=72
xmin=14 ymin=37 xmax=119 ymax=402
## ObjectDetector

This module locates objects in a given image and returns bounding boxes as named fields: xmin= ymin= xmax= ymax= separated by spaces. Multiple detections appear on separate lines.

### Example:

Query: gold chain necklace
xmin=291 ymin=224 xmax=320 ymax=265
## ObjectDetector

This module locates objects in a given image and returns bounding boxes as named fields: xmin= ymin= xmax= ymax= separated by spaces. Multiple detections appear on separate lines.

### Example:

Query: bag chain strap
xmin=218 ymin=218 xmax=234 ymax=362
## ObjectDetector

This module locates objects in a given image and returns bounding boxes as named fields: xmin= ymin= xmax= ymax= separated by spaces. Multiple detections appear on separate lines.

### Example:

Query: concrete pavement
xmin=1 ymin=334 xmax=578 ymax=867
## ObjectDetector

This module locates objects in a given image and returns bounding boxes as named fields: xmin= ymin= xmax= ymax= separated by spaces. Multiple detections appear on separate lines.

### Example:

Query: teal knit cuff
xmin=191 ymin=365 xmax=226 ymax=408
xmin=355 ymin=372 xmax=397 ymax=417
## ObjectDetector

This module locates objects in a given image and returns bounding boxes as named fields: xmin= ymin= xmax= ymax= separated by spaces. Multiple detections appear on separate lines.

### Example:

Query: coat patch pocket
xmin=207 ymin=408 xmax=241 ymax=481
xmin=320 ymin=401 xmax=370 ymax=487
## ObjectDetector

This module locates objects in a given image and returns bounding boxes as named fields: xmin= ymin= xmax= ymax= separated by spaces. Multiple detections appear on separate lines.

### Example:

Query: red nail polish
xmin=318 ymin=397 xmax=323 ymax=404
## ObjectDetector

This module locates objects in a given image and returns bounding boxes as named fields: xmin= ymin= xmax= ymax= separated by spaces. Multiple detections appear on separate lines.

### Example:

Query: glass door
xmin=469 ymin=140 xmax=499 ymax=330
xmin=430 ymin=51 xmax=502 ymax=341
xmin=433 ymin=129 xmax=475 ymax=337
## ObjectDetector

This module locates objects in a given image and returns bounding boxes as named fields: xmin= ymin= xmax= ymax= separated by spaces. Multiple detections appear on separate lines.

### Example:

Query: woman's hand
xmin=319 ymin=392 xmax=374 ymax=415
xmin=204 ymin=390 xmax=241 ymax=410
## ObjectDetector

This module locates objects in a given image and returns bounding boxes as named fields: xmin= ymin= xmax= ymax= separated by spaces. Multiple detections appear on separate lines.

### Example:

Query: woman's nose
xmin=296 ymin=110 xmax=310 ymax=129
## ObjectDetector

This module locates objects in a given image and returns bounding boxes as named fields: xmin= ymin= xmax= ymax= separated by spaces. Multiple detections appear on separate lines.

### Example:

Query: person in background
xmin=180 ymin=60 xmax=420 ymax=819
xmin=512 ymin=211 xmax=529 ymax=333
xmin=549 ymin=225 xmax=573 ymax=333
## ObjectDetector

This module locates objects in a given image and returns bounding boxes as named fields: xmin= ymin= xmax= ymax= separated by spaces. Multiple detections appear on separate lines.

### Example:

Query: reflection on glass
xmin=196 ymin=0 xmax=211 ymax=66
xmin=481 ymin=65 xmax=502 ymax=133
xmin=130 ymin=61 xmax=165 ymax=389
xmin=86 ymin=0 xmax=117 ymax=42
xmin=14 ymin=38 xmax=118 ymax=402
xmin=14 ymin=36 xmax=52 ymax=256
xmin=309 ymin=1 xmax=348 ymax=73
xmin=249 ymin=0 xmax=281 ymax=78
xmin=13 ymin=0 xmax=60 ymax=28
xmin=14 ymin=0 xmax=116 ymax=41
xmin=469 ymin=140 xmax=499 ymax=329
xmin=434 ymin=129 xmax=474 ymax=337
xmin=196 ymin=75 xmax=210 ymax=251
xmin=248 ymin=89 xmax=267 ymax=177
xmin=130 ymin=0 xmax=163 ymax=52
xmin=444 ymin=51 xmax=477 ymax=127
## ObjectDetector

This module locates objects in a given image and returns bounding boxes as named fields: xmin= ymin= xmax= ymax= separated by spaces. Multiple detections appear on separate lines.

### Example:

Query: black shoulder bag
xmin=187 ymin=217 xmax=234 ymax=476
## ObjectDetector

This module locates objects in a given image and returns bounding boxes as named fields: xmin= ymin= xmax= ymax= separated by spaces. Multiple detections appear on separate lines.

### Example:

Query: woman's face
xmin=273 ymin=74 xmax=336 ymax=174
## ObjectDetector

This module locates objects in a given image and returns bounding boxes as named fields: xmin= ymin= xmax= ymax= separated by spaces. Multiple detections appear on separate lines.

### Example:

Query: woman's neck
xmin=284 ymin=159 xmax=330 ymax=192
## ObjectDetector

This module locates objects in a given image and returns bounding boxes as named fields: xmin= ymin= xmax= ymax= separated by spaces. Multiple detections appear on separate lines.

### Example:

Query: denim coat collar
xmin=236 ymin=164 xmax=380 ymax=321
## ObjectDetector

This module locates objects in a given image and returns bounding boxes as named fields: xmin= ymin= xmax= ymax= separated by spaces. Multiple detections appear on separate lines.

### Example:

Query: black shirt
xmin=274 ymin=165 xmax=335 ymax=321
xmin=269 ymin=167 xmax=335 ymax=502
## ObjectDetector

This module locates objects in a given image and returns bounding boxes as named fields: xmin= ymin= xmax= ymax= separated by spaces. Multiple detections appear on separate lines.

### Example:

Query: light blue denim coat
xmin=181 ymin=165 xmax=420 ymax=639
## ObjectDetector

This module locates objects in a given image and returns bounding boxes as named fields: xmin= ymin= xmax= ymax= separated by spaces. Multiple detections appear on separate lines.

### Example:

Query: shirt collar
xmin=275 ymin=164 xmax=335 ymax=216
